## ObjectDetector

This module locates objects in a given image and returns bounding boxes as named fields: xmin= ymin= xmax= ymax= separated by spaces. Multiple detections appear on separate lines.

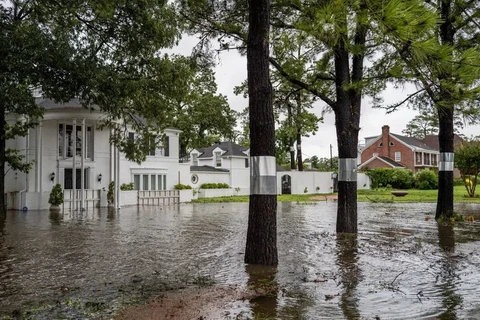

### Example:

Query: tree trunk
xmin=333 ymin=12 xmax=363 ymax=233
xmin=435 ymin=0 xmax=455 ymax=219
xmin=245 ymin=0 xmax=278 ymax=265
xmin=435 ymin=105 xmax=454 ymax=219
xmin=287 ymin=103 xmax=296 ymax=170
xmin=296 ymin=93 xmax=303 ymax=171
xmin=0 ymin=110 xmax=5 ymax=216
xmin=335 ymin=108 xmax=359 ymax=233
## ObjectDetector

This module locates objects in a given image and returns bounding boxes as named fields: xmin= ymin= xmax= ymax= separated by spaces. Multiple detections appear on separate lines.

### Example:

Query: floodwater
xmin=1 ymin=202 xmax=480 ymax=319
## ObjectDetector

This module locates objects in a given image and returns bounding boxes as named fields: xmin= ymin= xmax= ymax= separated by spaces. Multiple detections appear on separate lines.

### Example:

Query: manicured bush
xmin=199 ymin=183 xmax=230 ymax=189
xmin=174 ymin=183 xmax=192 ymax=190
xmin=107 ymin=181 xmax=115 ymax=204
xmin=48 ymin=183 xmax=64 ymax=206
xmin=120 ymin=183 xmax=135 ymax=191
xmin=415 ymin=169 xmax=438 ymax=190
xmin=365 ymin=168 xmax=414 ymax=189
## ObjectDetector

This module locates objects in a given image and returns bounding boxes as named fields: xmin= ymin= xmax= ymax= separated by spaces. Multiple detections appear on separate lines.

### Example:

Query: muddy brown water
xmin=1 ymin=202 xmax=480 ymax=319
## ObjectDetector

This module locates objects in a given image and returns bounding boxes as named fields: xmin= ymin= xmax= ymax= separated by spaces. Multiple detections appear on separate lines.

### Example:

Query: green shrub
xmin=174 ymin=183 xmax=192 ymax=190
xmin=418 ymin=181 xmax=432 ymax=190
xmin=415 ymin=169 xmax=438 ymax=189
xmin=120 ymin=183 xmax=135 ymax=191
xmin=365 ymin=168 xmax=414 ymax=189
xmin=48 ymin=183 xmax=64 ymax=206
xmin=107 ymin=181 xmax=115 ymax=203
xmin=199 ymin=183 xmax=230 ymax=189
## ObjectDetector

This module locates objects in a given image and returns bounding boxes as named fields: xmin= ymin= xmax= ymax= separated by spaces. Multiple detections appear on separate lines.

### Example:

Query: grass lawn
xmin=191 ymin=186 xmax=480 ymax=203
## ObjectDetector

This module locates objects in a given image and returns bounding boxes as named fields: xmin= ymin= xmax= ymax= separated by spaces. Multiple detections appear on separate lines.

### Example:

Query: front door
xmin=64 ymin=169 xmax=88 ymax=189
xmin=281 ymin=175 xmax=291 ymax=194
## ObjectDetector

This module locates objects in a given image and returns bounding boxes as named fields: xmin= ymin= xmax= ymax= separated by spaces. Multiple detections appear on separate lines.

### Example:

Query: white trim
xmin=358 ymin=155 xmax=405 ymax=170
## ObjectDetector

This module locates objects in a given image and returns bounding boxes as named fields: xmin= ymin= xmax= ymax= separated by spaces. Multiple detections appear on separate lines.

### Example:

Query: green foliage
xmin=107 ymin=182 xmax=115 ymax=203
xmin=174 ymin=183 xmax=192 ymax=190
xmin=455 ymin=141 xmax=480 ymax=197
xmin=48 ymin=184 xmax=64 ymax=206
xmin=415 ymin=169 xmax=438 ymax=190
xmin=365 ymin=168 xmax=414 ymax=189
xmin=120 ymin=183 xmax=135 ymax=191
xmin=199 ymin=183 xmax=229 ymax=189
xmin=170 ymin=67 xmax=238 ymax=156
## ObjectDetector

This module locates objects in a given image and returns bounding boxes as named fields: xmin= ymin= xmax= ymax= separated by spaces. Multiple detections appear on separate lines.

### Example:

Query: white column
xmin=116 ymin=147 xmax=120 ymax=209
xmin=72 ymin=118 xmax=77 ymax=211
xmin=113 ymin=144 xmax=117 ymax=208
xmin=81 ymin=118 xmax=85 ymax=210
xmin=35 ymin=122 xmax=42 ymax=192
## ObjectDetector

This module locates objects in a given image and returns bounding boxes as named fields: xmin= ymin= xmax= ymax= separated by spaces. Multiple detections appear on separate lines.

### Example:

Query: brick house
xmin=359 ymin=125 xmax=439 ymax=172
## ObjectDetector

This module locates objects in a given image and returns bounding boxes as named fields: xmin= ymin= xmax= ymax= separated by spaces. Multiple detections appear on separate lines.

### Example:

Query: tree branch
xmin=269 ymin=57 xmax=336 ymax=109
xmin=386 ymin=89 xmax=426 ymax=113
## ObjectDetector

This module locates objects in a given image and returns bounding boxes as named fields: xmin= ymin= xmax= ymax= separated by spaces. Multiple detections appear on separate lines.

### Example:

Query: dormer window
xmin=192 ymin=153 xmax=198 ymax=166
xmin=215 ymin=151 xmax=222 ymax=167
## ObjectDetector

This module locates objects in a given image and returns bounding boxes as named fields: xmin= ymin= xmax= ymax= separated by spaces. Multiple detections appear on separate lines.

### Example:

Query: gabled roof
xmin=358 ymin=155 xmax=405 ymax=170
xmin=195 ymin=141 xmax=249 ymax=159
xmin=36 ymin=97 xmax=90 ymax=110
xmin=190 ymin=165 xmax=230 ymax=172
xmin=422 ymin=134 xmax=464 ymax=151
xmin=390 ymin=133 xmax=436 ymax=151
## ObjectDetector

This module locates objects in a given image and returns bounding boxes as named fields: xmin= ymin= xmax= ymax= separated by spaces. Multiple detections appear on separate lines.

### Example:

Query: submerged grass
xmin=192 ymin=186 xmax=480 ymax=203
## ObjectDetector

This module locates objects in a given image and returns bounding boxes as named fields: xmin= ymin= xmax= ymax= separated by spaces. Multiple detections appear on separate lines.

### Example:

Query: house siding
xmin=361 ymin=136 xmax=414 ymax=170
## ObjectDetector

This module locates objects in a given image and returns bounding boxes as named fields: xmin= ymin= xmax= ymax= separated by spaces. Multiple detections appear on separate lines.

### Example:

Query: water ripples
xmin=0 ymin=202 xmax=480 ymax=319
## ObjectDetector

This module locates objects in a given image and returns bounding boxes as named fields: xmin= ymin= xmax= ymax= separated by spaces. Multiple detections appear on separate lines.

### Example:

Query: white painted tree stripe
xmin=250 ymin=156 xmax=276 ymax=176
xmin=439 ymin=152 xmax=454 ymax=172
xmin=338 ymin=158 xmax=358 ymax=182
xmin=250 ymin=156 xmax=277 ymax=195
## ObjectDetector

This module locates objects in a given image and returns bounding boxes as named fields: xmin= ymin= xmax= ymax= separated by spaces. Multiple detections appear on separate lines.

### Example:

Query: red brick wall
xmin=360 ymin=130 xmax=415 ymax=170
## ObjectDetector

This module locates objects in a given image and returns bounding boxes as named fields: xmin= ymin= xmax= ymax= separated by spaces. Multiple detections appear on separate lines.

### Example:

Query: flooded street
xmin=1 ymin=202 xmax=480 ymax=319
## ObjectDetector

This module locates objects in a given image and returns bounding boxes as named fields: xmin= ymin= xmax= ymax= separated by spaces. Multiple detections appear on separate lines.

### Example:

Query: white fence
xmin=63 ymin=189 xmax=101 ymax=211
xmin=138 ymin=190 xmax=179 ymax=206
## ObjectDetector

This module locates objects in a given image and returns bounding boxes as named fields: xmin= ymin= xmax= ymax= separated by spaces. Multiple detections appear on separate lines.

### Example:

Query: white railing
xmin=138 ymin=190 xmax=179 ymax=206
xmin=63 ymin=189 xmax=101 ymax=211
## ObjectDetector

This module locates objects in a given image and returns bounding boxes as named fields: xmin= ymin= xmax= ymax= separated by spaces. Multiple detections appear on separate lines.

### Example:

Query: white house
xmin=5 ymin=98 xmax=188 ymax=210
xmin=189 ymin=141 xmax=251 ymax=193
xmin=189 ymin=141 xmax=371 ymax=195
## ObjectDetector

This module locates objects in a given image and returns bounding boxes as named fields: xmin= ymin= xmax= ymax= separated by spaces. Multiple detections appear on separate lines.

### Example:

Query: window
xmin=432 ymin=154 xmax=438 ymax=166
xmin=157 ymin=174 xmax=167 ymax=190
xmin=395 ymin=151 xmax=401 ymax=162
xmin=389 ymin=141 xmax=394 ymax=146
xmin=143 ymin=175 xmax=148 ymax=190
xmin=416 ymin=152 xmax=422 ymax=165
xmin=192 ymin=153 xmax=198 ymax=166
xmin=58 ymin=123 xmax=93 ymax=159
xmin=134 ymin=175 xmax=140 ymax=190
xmin=378 ymin=142 xmax=383 ymax=147
xmin=128 ymin=132 xmax=135 ymax=141
xmin=245 ymin=158 xmax=249 ymax=168
xmin=215 ymin=151 xmax=222 ymax=167
xmin=151 ymin=175 xmax=156 ymax=190
xmin=148 ymin=136 xmax=155 ymax=156
xmin=164 ymin=136 xmax=170 ymax=157
xmin=424 ymin=153 xmax=430 ymax=165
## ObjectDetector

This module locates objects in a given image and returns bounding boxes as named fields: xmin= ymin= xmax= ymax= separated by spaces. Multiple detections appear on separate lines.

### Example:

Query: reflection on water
xmin=0 ymin=202 xmax=480 ymax=319
xmin=437 ymin=223 xmax=460 ymax=320
xmin=336 ymin=234 xmax=361 ymax=320
xmin=246 ymin=264 xmax=278 ymax=319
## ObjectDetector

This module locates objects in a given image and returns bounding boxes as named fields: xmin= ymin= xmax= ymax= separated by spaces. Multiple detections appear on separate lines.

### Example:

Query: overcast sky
xmin=171 ymin=36 xmax=480 ymax=159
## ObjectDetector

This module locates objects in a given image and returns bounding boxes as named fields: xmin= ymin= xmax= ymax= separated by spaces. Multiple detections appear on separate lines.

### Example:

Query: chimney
xmin=381 ymin=125 xmax=390 ymax=157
